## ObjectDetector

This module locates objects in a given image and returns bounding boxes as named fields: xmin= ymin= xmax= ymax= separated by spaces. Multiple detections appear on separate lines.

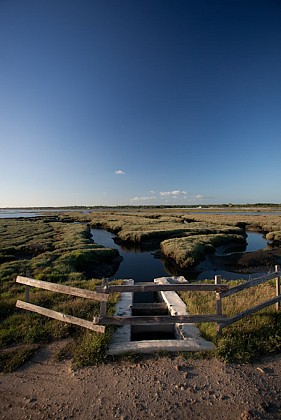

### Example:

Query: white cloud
xmin=160 ymin=190 xmax=187 ymax=197
xmin=115 ymin=170 xmax=125 ymax=175
xmin=130 ymin=196 xmax=156 ymax=202
xmin=129 ymin=189 xmax=211 ymax=204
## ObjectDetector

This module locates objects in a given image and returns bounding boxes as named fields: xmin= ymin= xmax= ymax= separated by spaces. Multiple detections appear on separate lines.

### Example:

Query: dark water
xmin=215 ymin=232 xmax=268 ymax=256
xmin=91 ymin=229 xmax=168 ymax=282
xmin=197 ymin=232 xmax=269 ymax=280
xmin=91 ymin=228 xmax=270 ymax=282
xmin=245 ymin=232 xmax=268 ymax=252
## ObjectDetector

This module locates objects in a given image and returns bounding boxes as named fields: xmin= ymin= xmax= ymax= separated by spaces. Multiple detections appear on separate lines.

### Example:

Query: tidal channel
xmin=91 ymin=228 xmax=269 ymax=283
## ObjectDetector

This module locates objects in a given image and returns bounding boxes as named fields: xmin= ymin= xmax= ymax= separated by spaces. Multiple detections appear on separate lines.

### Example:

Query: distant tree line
xmin=1 ymin=203 xmax=281 ymax=211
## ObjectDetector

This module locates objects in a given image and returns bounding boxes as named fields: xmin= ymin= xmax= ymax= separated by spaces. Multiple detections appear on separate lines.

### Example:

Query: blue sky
xmin=1 ymin=0 xmax=281 ymax=207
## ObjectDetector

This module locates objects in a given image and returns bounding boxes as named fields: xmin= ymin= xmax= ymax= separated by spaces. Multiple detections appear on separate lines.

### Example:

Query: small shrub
xmin=72 ymin=328 xmax=114 ymax=367
xmin=0 ymin=344 xmax=39 ymax=373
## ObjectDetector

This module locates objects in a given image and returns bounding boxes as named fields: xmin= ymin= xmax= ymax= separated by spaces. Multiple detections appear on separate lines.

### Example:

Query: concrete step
xmin=107 ymin=339 xmax=216 ymax=355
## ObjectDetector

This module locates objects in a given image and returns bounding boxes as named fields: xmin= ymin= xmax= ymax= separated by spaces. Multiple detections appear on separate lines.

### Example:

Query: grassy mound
xmin=161 ymin=232 xmax=245 ymax=268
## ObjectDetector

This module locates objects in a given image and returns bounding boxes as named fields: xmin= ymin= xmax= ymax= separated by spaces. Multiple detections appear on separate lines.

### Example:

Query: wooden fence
xmin=215 ymin=265 xmax=281 ymax=334
xmin=16 ymin=276 xmax=107 ymax=333
xmin=16 ymin=265 xmax=281 ymax=336
xmin=16 ymin=276 xmax=229 ymax=333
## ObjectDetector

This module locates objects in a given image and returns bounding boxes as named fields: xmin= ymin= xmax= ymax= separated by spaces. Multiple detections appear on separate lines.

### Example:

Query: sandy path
xmin=1 ymin=342 xmax=281 ymax=419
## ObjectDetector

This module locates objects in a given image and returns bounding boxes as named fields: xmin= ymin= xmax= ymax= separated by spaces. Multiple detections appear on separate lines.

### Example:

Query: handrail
xmin=16 ymin=275 xmax=109 ymax=302
xmin=96 ymin=283 xmax=229 ymax=293
xmin=220 ymin=271 xmax=280 ymax=299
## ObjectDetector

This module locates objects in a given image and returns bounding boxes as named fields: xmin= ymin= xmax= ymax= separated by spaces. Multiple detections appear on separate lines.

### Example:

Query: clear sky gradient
xmin=1 ymin=0 xmax=280 ymax=207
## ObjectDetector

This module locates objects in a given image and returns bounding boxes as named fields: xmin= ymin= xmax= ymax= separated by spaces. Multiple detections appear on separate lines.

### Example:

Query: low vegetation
xmin=161 ymin=232 xmax=245 ymax=268
xmin=0 ymin=207 xmax=281 ymax=370
xmin=0 ymin=217 xmax=121 ymax=370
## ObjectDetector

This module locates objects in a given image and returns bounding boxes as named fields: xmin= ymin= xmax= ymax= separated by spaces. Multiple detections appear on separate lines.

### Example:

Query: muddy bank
xmin=85 ymin=255 xmax=123 ymax=278
xmin=197 ymin=247 xmax=281 ymax=276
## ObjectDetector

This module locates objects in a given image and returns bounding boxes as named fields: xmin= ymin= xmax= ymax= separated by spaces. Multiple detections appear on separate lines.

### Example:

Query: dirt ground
xmin=1 ymin=247 xmax=281 ymax=419
xmin=1 ymin=341 xmax=281 ymax=420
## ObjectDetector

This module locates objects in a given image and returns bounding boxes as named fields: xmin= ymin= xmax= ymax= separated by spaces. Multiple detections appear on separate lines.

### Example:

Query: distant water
xmin=0 ymin=209 xmax=91 ymax=219
xmin=187 ymin=210 xmax=281 ymax=216
xmin=0 ymin=210 xmax=41 ymax=218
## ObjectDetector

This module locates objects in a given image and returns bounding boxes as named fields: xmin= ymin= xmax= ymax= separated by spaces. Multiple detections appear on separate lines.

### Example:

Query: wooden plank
xmin=16 ymin=300 xmax=105 ymax=333
xmin=95 ymin=283 xmax=229 ymax=294
xmin=220 ymin=272 xmax=281 ymax=299
xmin=26 ymin=285 xmax=30 ymax=303
xmin=16 ymin=276 xmax=109 ymax=302
xmin=275 ymin=265 xmax=280 ymax=311
xmin=215 ymin=275 xmax=222 ymax=315
xmin=94 ymin=314 xmax=227 ymax=325
xmin=99 ymin=279 xmax=108 ymax=317
xmin=220 ymin=295 xmax=281 ymax=328
xmin=215 ymin=275 xmax=223 ymax=336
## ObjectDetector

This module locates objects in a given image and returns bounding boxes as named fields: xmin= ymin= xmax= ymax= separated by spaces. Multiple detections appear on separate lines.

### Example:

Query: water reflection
xmin=90 ymin=228 xmax=270 ymax=283
xmin=91 ymin=228 xmax=170 ymax=282
xmin=245 ymin=231 xmax=269 ymax=252
xmin=215 ymin=232 xmax=268 ymax=256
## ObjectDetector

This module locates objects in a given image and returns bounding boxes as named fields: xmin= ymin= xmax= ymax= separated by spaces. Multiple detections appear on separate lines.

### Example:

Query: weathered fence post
xmin=215 ymin=275 xmax=222 ymax=336
xmin=275 ymin=265 xmax=280 ymax=311
xmin=25 ymin=286 xmax=30 ymax=303
xmin=99 ymin=279 xmax=108 ymax=317
xmin=25 ymin=270 xmax=30 ymax=302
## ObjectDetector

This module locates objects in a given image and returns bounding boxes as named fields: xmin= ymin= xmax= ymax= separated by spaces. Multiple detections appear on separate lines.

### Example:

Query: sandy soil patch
xmin=1 ymin=342 xmax=281 ymax=419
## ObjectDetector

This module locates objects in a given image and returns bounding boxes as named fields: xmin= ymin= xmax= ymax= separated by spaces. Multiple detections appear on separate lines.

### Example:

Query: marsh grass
xmin=0 ymin=279 xmax=121 ymax=369
xmin=180 ymin=279 xmax=281 ymax=362
xmin=1 ymin=209 xmax=281 ymax=369
xmin=0 ymin=344 xmax=39 ymax=373
xmin=0 ymin=217 xmax=123 ymax=370
xmin=161 ymin=233 xmax=245 ymax=268
xmin=0 ymin=219 xmax=119 ymax=284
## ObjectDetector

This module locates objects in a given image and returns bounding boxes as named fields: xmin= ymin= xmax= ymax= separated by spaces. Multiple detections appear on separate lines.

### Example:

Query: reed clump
xmin=161 ymin=233 xmax=245 ymax=268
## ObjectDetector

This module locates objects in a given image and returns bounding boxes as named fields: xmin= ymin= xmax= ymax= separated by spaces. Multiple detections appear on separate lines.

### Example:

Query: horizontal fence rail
xmin=16 ymin=276 xmax=109 ymax=302
xmin=93 ymin=314 xmax=227 ymax=326
xmin=16 ymin=300 xmax=105 ymax=333
xmin=95 ymin=283 xmax=229 ymax=294
xmin=220 ymin=271 xmax=280 ymax=299
xmin=219 ymin=296 xmax=281 ymax=328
